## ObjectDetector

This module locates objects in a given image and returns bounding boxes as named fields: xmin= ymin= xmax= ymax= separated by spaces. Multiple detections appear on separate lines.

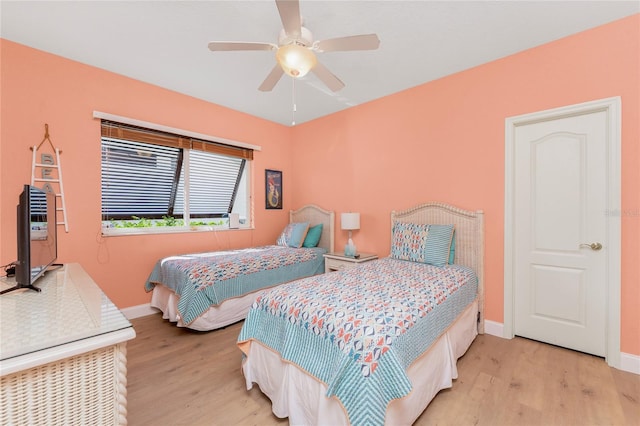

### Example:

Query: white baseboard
xmin=483 ymin=319 xmax=504 ymax=338
xmin=620 ymin=352 xmax=640 ymax=375
xmin=121 ymin=303 xmax=158 ymax=320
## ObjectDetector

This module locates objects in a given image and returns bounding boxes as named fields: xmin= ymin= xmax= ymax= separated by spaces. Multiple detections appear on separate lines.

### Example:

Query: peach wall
xmin=1 ymin=15 xmax=638 ymax=357
xmin=291 ymin=15 xmax=640 ymax=355
xmin=0 ymin=39 xmax=293 ymax=308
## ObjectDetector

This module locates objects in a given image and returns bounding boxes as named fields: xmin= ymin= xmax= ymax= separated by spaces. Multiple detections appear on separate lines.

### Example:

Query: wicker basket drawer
xmin=1 ymin=343 xmax=128 ymax=426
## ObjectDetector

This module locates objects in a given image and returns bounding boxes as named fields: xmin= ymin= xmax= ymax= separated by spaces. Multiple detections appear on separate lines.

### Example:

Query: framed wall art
xmin=265 ymin=169 xmax=282 ymax=209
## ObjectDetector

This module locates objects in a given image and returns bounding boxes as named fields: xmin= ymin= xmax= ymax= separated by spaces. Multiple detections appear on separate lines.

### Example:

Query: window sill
xmin=101 ymin=225 xmax=252 ymax=237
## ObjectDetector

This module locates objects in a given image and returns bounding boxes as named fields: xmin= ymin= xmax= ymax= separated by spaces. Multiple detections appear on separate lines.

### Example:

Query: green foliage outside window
xmin=107 ymin=216 xmax=224 ymax=229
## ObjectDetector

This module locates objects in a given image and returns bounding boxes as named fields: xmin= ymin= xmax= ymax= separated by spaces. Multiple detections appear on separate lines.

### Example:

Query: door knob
xmin=580 ymin=242 xmax=602 ymax=250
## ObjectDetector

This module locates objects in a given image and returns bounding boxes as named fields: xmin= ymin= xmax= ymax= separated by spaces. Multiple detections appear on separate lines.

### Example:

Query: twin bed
xmin=145 ymin=202 xmax=484 ymax=425
xmin=238 ymin=202 xmax=484 ymax=425
xmin=145 ymin=204 xmax=335 ymax=331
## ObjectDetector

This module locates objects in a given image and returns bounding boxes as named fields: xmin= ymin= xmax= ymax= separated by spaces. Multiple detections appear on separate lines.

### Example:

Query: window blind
xmin=174 ymin=150 xmax=245 ymax=217
xmin=101 ymin=138 xmax=181 ymax=219
xmin=101 ymin=135 xmax=247 ymax=221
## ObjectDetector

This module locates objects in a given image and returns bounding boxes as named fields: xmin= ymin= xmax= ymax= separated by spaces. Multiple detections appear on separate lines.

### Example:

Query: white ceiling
xmin=2 ymin=1 xmax=638 ymax=126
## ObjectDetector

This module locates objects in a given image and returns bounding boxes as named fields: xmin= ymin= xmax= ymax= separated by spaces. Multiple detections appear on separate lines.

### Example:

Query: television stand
xmin=1 ymin=263 xmax=135 ymax=425
xmin=0 ymin=284 xmax=41 ymax=295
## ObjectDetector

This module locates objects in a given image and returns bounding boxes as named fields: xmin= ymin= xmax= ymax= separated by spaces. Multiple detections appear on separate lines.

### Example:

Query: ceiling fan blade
xmin=313 ymin=34 xmax=380 ymax=53
xmin=276 ymin=0 xmax=301 ymax=38
xmin=311 ymin=61 xmax=345 ymax=92
xmin=258 ymin=65 xmax=284 ymax=92
xmin=208 ymin=41 xmax=277 ymax=52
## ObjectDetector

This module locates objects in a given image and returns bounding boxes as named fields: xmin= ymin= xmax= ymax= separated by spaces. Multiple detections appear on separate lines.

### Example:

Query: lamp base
xmin=344 ymin=238 xmax=357 ymax=257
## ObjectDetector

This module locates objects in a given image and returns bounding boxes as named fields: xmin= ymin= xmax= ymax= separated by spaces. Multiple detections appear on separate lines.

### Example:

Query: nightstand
xmin=323 ymin=252 xmax=378 ymax=273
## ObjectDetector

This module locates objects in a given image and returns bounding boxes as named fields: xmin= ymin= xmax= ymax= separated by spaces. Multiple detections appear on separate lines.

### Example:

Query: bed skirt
xmin=241 ymin=299 xmax=478 ymax=425
xmin=150 ymin=284 xmax=260 ymax=331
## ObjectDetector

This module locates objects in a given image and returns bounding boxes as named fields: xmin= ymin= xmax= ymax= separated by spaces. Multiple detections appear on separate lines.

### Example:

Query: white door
xmin=513 ymin=110 xmax=609 ymax=356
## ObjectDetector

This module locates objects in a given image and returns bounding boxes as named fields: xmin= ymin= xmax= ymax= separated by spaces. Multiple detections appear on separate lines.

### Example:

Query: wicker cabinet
xmin=1 ymin=263 xmax=135 ymax=425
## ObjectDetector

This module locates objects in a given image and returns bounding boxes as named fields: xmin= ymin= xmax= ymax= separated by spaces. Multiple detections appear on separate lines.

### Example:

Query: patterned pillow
xmin=276 ymin=222 xmax=310 ymax=248
xmin=390 ymin=223 xmax=454 ymax=266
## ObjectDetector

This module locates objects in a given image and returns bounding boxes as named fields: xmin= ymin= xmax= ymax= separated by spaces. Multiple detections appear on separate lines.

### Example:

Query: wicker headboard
xmin=390 ymin=202 xmax=485 ymax=333
xmin=290 ymin=204 xmax=335 ymax=253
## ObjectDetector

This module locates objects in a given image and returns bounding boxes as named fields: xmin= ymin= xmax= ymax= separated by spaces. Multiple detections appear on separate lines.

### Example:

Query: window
xmin=100 ymin=120 xmax=252 ymax=234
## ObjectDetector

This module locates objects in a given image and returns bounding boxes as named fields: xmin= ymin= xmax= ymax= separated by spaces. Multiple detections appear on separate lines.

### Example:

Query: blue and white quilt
xmin=145 ymin=245 xmax=326 ymax=325
xmin=238 ymin=257 xmax=478 ymax=425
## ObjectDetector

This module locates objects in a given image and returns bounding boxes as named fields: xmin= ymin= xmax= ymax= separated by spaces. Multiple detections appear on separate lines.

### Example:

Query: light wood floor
xmin=127 ymin=314 xmax=639 ymax=426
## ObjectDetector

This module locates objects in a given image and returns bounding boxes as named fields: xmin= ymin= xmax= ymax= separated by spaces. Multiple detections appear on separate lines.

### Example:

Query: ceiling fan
xmin=207 ymin=0 xmax=380 ymax=92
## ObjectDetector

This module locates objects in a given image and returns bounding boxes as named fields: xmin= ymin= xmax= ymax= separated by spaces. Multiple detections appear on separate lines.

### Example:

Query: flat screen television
xmin=4 ymin=185 xmax=58 ymax=294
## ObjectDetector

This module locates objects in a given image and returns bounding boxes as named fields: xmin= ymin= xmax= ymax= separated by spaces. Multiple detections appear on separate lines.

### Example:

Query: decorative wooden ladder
xmin=30 ymin=124 xmax=69 ymax=232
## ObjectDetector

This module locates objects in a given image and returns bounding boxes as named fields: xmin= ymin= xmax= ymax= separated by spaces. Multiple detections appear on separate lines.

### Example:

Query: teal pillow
xmin=302 ymin=224 xmax=323 ymax=248
xmin=276 ymin=222 xmax=309 ymax=248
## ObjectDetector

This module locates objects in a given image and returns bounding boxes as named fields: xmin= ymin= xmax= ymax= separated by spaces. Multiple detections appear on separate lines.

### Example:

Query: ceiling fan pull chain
xmin=291 ymin=77 xmax=297 ymax=126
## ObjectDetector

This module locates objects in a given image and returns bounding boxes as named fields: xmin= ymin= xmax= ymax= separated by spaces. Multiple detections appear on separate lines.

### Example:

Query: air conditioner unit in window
xmin=229 ymin=213 xmax=240 ymax=229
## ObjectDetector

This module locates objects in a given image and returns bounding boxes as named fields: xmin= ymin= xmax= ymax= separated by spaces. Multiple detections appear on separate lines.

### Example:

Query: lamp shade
xmin=341 ymin=213 xmax=360 ymax=231
xmin=276 ymin=44 xmax=317 ymax=78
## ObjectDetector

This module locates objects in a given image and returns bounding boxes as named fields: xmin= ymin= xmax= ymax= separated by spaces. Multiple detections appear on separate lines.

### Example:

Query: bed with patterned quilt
xmin=145 ymin=204 xmax=334 ymax=331
xmin=237 ymin=202 xmax=484 ymax=425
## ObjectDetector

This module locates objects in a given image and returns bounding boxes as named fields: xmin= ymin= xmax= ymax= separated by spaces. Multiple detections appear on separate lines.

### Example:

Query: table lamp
xmin=341 ymin=212 xmax=360 ymax=257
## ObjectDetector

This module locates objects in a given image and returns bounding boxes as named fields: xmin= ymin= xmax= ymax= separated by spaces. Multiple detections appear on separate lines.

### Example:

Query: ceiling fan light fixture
xmin=276 ymin=43 xmax=317 ymax=78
